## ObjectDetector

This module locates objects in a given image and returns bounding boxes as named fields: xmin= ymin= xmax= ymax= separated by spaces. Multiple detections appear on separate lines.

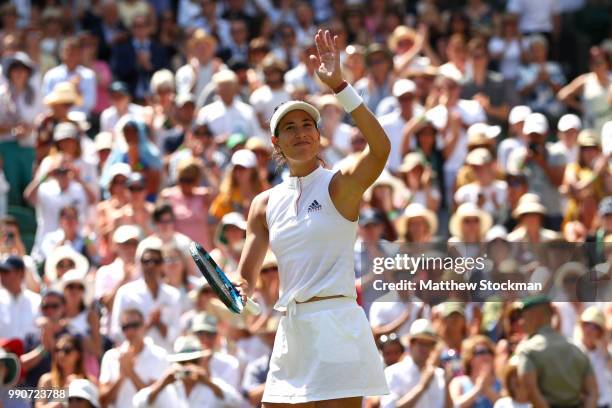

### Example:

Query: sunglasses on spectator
xmin=178 ymin=177 xmax=196 ymax=184
xmin=66 ymin=283 xmax=85 ymax=291
xmin=121 ymin=321 xmax=143 ymax=332
xmin=129 ymin=184 xmax=145 ymax=192
xmin=54 ymin=168 xmax=70 ymax=175
xmin=194 ymin=129 xmax=212 ymax=137
xmin=41 ymin=302 xmax=62 ymax=311
xmin=156 ymin=217 xmax=174 ymax=224
xmin=61 ymin=214 xmax=78 ymax=221
xmin=57 ymin=260 xmax=76 ymax=269
xmin=473 ymin=347 xmax=493 ymax=357
xmin=261 ymin=266 xmax=278 ymax=274
xmin=462 ymin=217 xmax=480 ymax=224
xmin=141 ymin=258 xmax=163 ymax=266
xmin=55 ymin=346 xmax=75 ymax=354
xmin=507 ymin=177 xmax=525 ymax=187
xmin=112 ymin=177 xmax=127 ymax=185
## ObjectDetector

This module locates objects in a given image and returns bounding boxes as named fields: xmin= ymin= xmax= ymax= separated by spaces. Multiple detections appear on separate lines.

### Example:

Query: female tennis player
xmin=235 ymin=29 xmax=390 ymax=407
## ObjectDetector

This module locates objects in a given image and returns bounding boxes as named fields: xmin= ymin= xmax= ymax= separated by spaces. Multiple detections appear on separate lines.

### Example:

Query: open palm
xmin=310 ymin=29 xmax=344 ymax=90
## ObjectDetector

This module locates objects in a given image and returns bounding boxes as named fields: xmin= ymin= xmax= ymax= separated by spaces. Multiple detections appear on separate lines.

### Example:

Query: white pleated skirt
xmin=262 ymin=297 xmax=389 ymax=403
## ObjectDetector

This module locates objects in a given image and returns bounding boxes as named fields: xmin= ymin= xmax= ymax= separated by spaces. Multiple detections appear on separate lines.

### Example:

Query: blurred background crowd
xmin=0 ymin=0 xmax=611 ymax=406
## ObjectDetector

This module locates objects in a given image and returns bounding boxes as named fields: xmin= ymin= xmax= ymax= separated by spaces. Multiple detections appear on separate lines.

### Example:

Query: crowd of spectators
xmin=0 ymin=0 xmax=611 ymax=407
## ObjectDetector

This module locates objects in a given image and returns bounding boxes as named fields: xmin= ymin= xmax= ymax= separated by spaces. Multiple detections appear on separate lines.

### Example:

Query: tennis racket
xmin=189 ymin=242 xmax=261 ymax=315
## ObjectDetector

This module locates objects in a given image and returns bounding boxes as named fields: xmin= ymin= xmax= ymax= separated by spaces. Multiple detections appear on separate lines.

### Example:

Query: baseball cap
xmin=440 ymin=302 xmax=465 ymax=318
xmin=175 ymin=93 xmax=195 ymax=107
xmin=168 ymin=335 xmax=211 ymax=362
xmin=408 ymin=318 xmax=438 ymax=342
xmin=508 ymin=105 xmax=532 ymax=125
xmin=518 ymin=294 xmax=550 ymax=311
xmin=191 ymin=312 xmax=218 ymax=333
xmin=269 ymin=100 xmax=320 ymax=135
xmin=53 ymin=122 xmax=79 ymax=142
xmin=523 ymin=113 xmax=549 ymax=135
xmin=107 ymin=162 xmax=131 ymax=183
xmin=94 ymin=132 xmax=113 ymax=151
xmin=466 ymin=147 xmax=493 ymax=166
xmin=358 ymin=208 xmax=385 ymax=226
xmin=212 ymin=70 xmax=238 ymax=85
xmin=227 ymin=133 xmax=248 ymax=150
xmin=109 ymin=81 xmax=130 ymax=95
xmin=580 ymin=306 xmax=605 ymax=328
xmin=231 ymin=149 xmax=257 ymax=168
xmin=0 ymin=255 xmax=25 ymax=271
xmin=392 ymin=79 xmax=416 ymax=98
xmin=112 ymin=225 xmax=142 ymax=244
xmin=68 ymin=379 xmax=100 ymax=408
xmin=557 ymin=114 xmax=582 ymax=132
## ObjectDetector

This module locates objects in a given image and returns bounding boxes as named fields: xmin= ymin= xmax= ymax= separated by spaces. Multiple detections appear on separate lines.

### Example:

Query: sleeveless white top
xmin=266 ymin=166 xmax=358 ymax=312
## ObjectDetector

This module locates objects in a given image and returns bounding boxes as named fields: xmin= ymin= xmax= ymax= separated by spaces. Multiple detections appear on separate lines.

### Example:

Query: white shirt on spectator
xmin=249 ymin=85 xmax=291 ymax=127
xmin=41 ymin=64 xmax=97 ymax=114
xmin=497 ymin=137 xmax=526 ymax=172
xmin=454 ymin=181 xmax=508 ymax=217
xmin=284 ymin=63 xmax=321 ymax=95
xmin=381 ymin=355 xmax=446 ymax=408
xmin=368 ymin=292 xmax=428 ymax=338
xmin=506 ymin=0 xmax=560 ymax=33
xmin=33 ymin=180 xmax=88 ymax=253
xmin=379 ymin=111 xmax=409 ymax=173
xmin=209 ymin=352 xmax=242 ymax=391
xmin=99 ymin=338 xmax=168 ymax=408
xmin=575 ymin=340 xmax=612 ymax=407
xmin=549 ymin=141 xmax=579 ymax=164
xmin=100 ymin=104 xmax=144 ymax=133
xmin=197 ymin=98 xmax=264 ymax=140
xmin=488 ymin=37 xmax=531 ymax=80
xmin=110 ymin=279 xmax=182 ymax=351
xmin=0 ymin=287 xmax=40 ymax=341
xmin=176 ymin=60 xmax=219 ymax=98
xmin=132 ymin=376 xmax=242 ymax=408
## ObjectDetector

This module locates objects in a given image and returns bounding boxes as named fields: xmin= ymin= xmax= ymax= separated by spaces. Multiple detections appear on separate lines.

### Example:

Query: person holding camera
xmin=506 ymin=113 xmax=566 ymax=231
xmin=133 ymin=335 xmax=242 ymax=408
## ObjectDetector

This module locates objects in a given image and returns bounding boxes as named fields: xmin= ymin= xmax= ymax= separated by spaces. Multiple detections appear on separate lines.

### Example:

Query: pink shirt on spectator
xmin=161 ymin=186 xmax=212 ymax=250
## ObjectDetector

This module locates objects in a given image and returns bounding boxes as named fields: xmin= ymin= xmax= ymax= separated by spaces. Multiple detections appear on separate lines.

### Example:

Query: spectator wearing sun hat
xmin=381 ymin=319 xmax=446 ymax=408
xmin=508 ymin=193 xmax=560 ymax=242
xmin=398 ymin=152 xmax=441 ymax=214
xmin=574 ymin=306 xmax=611 ymax=408
xmin=498 ymin=105 xmax=531 ymax=173
xmin=132 ymin=335 xmax=243 ymax=408
xmin=68 ymin=378 xmax=101 ymax=408
xmin=208 ymin=212 xmax=247 ymax=278
xmin=449 ymin=202 xmax=493 ymax=243
xmin=454 ymin=147 xmax=508 ymax=224
xmin=551 ymin=113 xmax=582 ymax=164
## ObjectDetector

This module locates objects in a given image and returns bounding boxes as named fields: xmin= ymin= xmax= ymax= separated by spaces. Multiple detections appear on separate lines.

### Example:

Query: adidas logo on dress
xmin=307 ymin=200 xmax=322 ymax=213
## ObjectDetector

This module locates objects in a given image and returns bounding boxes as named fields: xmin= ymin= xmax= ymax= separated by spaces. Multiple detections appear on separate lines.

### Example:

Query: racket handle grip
xmin=244 ymin=297 xmax=261 ymax=315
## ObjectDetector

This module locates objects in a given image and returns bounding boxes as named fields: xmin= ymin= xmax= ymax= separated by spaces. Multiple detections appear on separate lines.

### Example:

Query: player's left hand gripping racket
xmin=189 ymin=242 xmax=261 ymax=315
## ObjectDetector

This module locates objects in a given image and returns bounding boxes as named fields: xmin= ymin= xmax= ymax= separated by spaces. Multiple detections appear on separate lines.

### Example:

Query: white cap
xmin=231 ymin=149 xmax=257 ymax=168
xmin=212 ymin=69 xmax=238 ymax=85
xmin=465 ymin=147 xmax=493 ymax=165
xmin=392 ymin=79 xmax=416 ymax=98
xmin=68 ymin=379 xmax=100 ymax=408
xmin=557 ymin=114 xmax=582 ymax=132
xmin=438 ymin=64 xmax=463 ymax=83
xmin=107 ymin=162 xmax=131 ymax=183
xmin=508 ymin=105 xmax=532 ymax=125
xmin=269 ymin=100 xmax=320 ymax=135
xmin=220 ymin=212 xmax=247 ymax=230
xmin=59 ymin=268 xmax=87 ymax=291
xmin=523 ymin=113 xmax=548 ymax=135
xmin=53 ymin=122 xmax=79 ymax=141
xmin=112 ymin=224 xmax=142 ymax=244
xmin=94 ymin=131 xmax=113 ymax=151
xmin=467 ymin=122 xmax=501 ymax=142
xmin=485 ymin=225 xmax=508 ymax=242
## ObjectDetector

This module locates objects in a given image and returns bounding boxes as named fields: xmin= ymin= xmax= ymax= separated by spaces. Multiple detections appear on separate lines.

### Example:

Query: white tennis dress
xmin=262 ymin=166 xmax=389 ymax=403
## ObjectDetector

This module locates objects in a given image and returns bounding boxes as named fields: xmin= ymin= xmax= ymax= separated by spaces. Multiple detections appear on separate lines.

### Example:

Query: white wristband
xmin=335 ymin=84 xmax=362 ymax=113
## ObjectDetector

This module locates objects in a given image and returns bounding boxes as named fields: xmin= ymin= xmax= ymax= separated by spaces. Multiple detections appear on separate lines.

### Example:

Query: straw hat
xmin=363 ymin=169 xmax=407 ymax=202
xmin=44 ymin=245 xmax=89 ymax=283
xmin=44 ymin=82 xmax=82 ymax=106
xmin=554 ymin=261 xmax=588 ymax=288
xmin=512 ymin=193 xmax=547 ymax=218
xmin=577 ymin=129 xmax=600 ymax=148
xmin=449 ymin=202 xmax=493 ymax=239
xmin=580 ymin=306 xmax=605 ymax=329
xmin=395 ymin=203 xmax=438 ymax=238
xmin=399 ymin=152 xmax=425 ymax=173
